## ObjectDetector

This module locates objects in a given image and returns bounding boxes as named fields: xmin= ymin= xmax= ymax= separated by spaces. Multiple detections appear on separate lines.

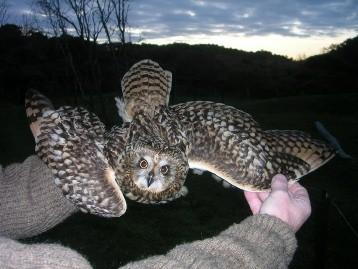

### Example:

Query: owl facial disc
xmin=131 ymin=149 xmax=179 ymax=193
xmin=118 ymin=138 xmax=189 ymax=204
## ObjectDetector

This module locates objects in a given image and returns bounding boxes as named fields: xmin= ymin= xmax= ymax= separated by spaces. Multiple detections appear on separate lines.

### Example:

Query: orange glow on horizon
xmin=137 ymin=30 xmax=357 ymax=59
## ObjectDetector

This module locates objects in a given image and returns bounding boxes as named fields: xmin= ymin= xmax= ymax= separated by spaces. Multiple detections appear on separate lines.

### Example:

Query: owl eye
xmin=160 ymin=165 xmax=169 ymax=175
xmin=139 ymin=158 xmax=148 ymax=169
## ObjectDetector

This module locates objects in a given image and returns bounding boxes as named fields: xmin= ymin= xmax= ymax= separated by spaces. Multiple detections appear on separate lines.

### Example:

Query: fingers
xmin=289 ymin=181 xmax=312 ymax=218
xmin=271 ymin=174 xmax=288 ymax=192
xmin=244 ymin=191 xmax=262 ymax=214
xmin=257 ymin=191 xmax=270 ymax=201
xmin=255 ymin=174 xmax=312 ymax=232
xmin=288 ymin=181 xmax=310 ymax=200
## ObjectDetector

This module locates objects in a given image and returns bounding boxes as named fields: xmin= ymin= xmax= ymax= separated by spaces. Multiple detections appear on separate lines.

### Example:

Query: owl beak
xmin=147 ymin=171 xmax=155 ymax=187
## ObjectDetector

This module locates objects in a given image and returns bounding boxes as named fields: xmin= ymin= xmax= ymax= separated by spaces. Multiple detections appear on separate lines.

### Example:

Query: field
xmin=1 ymin=93 xmax=357 ymax=269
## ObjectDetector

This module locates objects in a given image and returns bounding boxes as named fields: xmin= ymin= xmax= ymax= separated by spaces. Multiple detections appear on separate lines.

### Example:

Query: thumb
xmin=271 ymin=174 xmax=288 ymax=192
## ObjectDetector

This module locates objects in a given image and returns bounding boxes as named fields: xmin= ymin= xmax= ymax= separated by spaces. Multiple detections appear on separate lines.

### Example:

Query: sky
xmin=8 ymin=0 xmax=358 ymax=58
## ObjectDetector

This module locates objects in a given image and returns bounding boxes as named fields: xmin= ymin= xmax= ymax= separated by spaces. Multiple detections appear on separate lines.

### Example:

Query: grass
xmin=1 ymin=93 xmax=357 ymax=269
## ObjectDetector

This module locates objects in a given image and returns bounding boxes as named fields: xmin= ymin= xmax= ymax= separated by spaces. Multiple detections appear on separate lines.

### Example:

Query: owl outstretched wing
xmin=115 ymin=59 xmax=172 ymax=122
xmin=171 ymin=101 xmax=335 ymax=191
xmin=25 ymin=90 xmax=127 ymax=217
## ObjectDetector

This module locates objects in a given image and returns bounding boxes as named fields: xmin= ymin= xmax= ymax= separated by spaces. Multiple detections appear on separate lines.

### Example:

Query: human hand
xmin=244 ymin=174 xmax=311 ymax=232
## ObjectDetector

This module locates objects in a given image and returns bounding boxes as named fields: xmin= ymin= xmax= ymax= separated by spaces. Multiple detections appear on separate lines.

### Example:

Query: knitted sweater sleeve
xmin=120 ymin=215 xmax=297 ymax=269
xmin=0 ymin=155 xmax=78 ymax=239
xmin=0 ymin=156 xmax=297 ymax=269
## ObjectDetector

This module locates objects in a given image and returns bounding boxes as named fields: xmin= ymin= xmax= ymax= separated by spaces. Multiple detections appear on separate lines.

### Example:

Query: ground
xmin=1 ymin=93 xmax=357 ymax=269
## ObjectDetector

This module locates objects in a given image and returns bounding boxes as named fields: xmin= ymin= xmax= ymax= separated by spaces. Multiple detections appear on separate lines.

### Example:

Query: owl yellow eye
xmin=160 ymin=165 xmax=169 ymax=175
xmin=139 ymin=159 xmax=148 ymax=169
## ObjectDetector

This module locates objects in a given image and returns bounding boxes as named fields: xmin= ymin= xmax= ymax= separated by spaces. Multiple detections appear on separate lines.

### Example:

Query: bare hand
xmin=244 ymin=174 xmax=311 ymax=232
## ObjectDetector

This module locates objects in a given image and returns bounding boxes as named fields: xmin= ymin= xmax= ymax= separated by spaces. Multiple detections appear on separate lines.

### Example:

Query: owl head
xmin=120 ymin=136 xmax=189 ymax=204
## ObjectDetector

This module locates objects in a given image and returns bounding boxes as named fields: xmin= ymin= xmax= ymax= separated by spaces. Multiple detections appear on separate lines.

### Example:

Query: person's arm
xmin=0 ymin=156 xmax=90 ymax=269
xmin=0 ymin=236 xmax=92 ymax=269
xmin=0 ymin=214 xmax=297 ymax=269
xmin=0 ymin=155 xmax=78 ymax=239
xmin=119 ymin=175 xmax=310 ymax=269
xmin=119 ymin=214 xmax=296 ymax=269
xmin=0 ymin=156 xmax=309 ymax=269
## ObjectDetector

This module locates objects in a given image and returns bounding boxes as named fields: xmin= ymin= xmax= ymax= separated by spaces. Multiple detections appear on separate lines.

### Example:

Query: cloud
xmin=129 ymin=0 xmax=358 ymax=40
xmin=7 ymin=0 xmax=358 ymax=57
xmin=9 ymin=0 xmax=358 ymax=39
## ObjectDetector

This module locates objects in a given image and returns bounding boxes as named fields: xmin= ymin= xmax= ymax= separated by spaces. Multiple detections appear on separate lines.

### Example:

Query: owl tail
xmin=116 ymin=59 xmax=172 ymax=122
xmin=25 ymin=89 xmax=54 ymax=142
xmin=264 ymin=130 xmax=336 ymax=180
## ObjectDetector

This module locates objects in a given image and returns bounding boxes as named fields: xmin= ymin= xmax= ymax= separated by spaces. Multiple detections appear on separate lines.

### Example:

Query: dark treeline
xmin=0 ymin=24 xmax=357 ymax=105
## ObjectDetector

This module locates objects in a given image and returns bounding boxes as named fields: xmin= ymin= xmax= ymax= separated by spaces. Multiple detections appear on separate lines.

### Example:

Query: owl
xmin=25 ymin=60 xmax=335 ymax=218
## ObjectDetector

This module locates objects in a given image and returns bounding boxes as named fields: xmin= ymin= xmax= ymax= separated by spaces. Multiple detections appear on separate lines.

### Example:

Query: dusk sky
xmin=8 ymin=0 xmax=358 ymax=58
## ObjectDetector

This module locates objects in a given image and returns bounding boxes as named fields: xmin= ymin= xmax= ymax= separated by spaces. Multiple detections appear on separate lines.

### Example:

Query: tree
xmin=32 ymin=0 xmax=132 ymax=122
xmin=95 ymin=0 xmax=114 ymax=44
xmin=94 ymin=0 xmax=130 ymax=44
xmin=110 ymin=0 xmax=129 ymax=44
xmin=0 ymin=0 xmax=9 ymax=26
xmin=34 ymin=0 xmax=130 ymax=44
xmin=34 ymin=0 xmax=104 ymax=42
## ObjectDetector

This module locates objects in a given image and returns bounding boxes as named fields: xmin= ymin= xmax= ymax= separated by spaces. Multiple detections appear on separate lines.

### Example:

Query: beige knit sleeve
xmin=0 ymin=156 xmax=297 ymax=269
xmin=0 ymin=236 xmax=92 ymax=269
xmin=0 ymin=155 xmax=78 ymax=239
xmin=120 ymin=214 xmax=297 ymax=269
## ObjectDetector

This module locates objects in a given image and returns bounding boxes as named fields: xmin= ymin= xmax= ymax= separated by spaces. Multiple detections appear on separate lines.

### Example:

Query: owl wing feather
xmin=115 ymin=59 xmax=172 ymax=122
xmin=25 ymin=90 xmax=127 ymax=217
xmin=171 ymin=101 xmax=335 ymax=191
xmin=264 ymin=129 xmax=335 ymax=178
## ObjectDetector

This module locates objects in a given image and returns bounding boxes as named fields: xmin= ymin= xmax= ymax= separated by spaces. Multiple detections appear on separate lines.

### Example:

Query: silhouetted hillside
xmin=0 ymin=24 xmax=356 ymax=104
xmin=297 ymin=36 xmax=358 ymax=94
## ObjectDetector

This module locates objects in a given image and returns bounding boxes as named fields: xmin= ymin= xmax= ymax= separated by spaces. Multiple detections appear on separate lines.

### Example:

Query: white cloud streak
xmin=8 ymin=0 xmax=358 ymax=57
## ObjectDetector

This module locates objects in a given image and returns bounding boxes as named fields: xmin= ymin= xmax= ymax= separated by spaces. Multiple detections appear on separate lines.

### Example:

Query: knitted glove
xmin=0 ymin=155 xmax=78 ymax=239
